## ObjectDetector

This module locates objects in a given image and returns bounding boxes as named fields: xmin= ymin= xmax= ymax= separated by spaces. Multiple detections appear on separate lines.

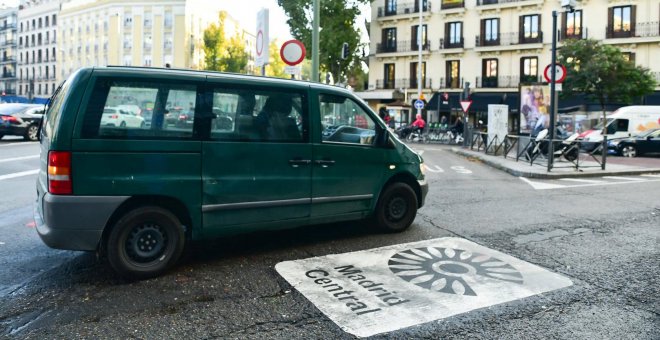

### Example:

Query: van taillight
xmin=48 ymin=151 xmax=72 ymax=195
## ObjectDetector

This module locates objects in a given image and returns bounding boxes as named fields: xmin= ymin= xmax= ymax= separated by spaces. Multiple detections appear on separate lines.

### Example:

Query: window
xmin=411 ymin=24 xmax=427 ymax=50
xmin=482 ymin=59 xmax=498 ymax=87
xmin=319 ymin=94 xmax=377 ymax=146
xmin=384 ymin=63 xmax=395 ymax=89
xmin=521 ymin=57 xmax=538 ymax=83
xmin=521 ymin=15 xmax=541 ymax=42
xmin=445 ymin=22 xmax=462 ymax=48
xmin=606 ymin=119 xmax=629 ymax=134
xmin=385 ymin=0 xmax=397 ymax=16
xmin=446 ymin=60 xmax=460 ymax=88
xmin=481 ymin=18 xmax=499 ymax=45
xmin=608 ymin=6 xmax=635 ymax=38
xmin=52 ymin=14 xmax=56 ymax=25
xmin=82 ymin=79 xmax=199 ymax=139
xmin=210 ymin=88 xmax=306 ymax=142
xmin=164 ymin=12 xmax=173 ymax=28
xmin=45 ymin=16 xmax=49 ymax=27
xmin=622 ymin=52 xmax=635 ymax=64
xmin=381 ymin=28 xmax=397 ymax=52
xmin=563 ymin=10 xmax=582 ymax=39
xmin=410 ymin=62 xmax=426 ymax=88
xmin=415 ymin=0 xmax=428 ymax=12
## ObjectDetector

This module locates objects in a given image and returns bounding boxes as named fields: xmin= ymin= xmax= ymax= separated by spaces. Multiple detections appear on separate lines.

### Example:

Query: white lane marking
xmin=0 ymin=155 xmax=39 ymax=163
xmin=416 ymin=150 xmax=425 ymax=156
xmin=0 ymin=141 xmax=37 ymax=147
xmin=0 ymin=242 xmax=5 ymax=245
xmin=602 ymin=176 xmax=646 ymax=181
xmin=0 ymin=169 xmax=39 ymax=181
xmin=520 ymin=177 xmax=567 ymax=190
xmin=424 ymin=165 xmax=444 ymax=173
xmin=276 ymin=237 xmax=572 ymax=338
xmin=559 ymin=178 xmax=606 ymax=184
xmin=641 ymin=174 xmax=660 ymax=178
xmin=451 ymin=166 xmax=472 ymax=174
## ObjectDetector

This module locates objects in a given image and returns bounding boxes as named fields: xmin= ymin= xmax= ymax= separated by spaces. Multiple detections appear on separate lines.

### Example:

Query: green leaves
xmin=203 ymin=11 xmax=248 ymax=73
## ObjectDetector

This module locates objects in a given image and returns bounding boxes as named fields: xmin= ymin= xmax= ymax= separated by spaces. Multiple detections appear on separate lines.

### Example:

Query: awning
xmin=355 ymin=90 xmax=404 ymax=100
xmin=425 ymin=92 xmax=462 ymax=111
xmin=469 ymin=92 xmax=519 ymax=112
xmin=386 ymin=100 xmax=411 ymax=109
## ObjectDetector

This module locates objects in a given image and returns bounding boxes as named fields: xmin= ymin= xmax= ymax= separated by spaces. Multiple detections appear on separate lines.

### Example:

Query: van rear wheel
xmin=374 ymin=183 xmax=418 ymax=232
xmin=107 ymin=206 xmax=185 ymax=279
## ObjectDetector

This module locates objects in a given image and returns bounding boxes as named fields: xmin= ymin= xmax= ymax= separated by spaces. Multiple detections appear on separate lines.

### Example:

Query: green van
xmin=35 ymin=67 xmax=428 ymax=278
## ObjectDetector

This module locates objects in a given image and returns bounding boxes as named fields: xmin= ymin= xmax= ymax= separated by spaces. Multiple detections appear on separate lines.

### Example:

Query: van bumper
xmin=35 ymin=193 xmax=129 ymax=251
xmin=418 ymin=179 xmax=428 ymax=208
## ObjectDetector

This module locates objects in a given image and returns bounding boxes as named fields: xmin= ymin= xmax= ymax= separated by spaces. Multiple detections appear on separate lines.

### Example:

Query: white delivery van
xmin=579 ymin=106 xmax=660 ymax=150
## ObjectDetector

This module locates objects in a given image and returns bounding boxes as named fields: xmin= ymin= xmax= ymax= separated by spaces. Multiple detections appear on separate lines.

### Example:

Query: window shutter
xmin=480 ymin=19 xmax=485 ymax=46
xmin=630 ymin=5 xmax=636 ymax=36
xmin=607 ymin=8 xmax=613 ymax=38
xmin=519 ymin=16 xmax=524 ymax=43
xmin=537 ymin=15 xmax=542 ymax=42
xmin=561 ymin=12 xmax=567 ymax=40
xmin=444 ymin=22 xmax=449 ymax=47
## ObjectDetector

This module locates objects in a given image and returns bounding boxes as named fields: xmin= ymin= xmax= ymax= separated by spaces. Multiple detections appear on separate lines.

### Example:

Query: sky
xmin=221 ymin=1 xmax=293 ymax=42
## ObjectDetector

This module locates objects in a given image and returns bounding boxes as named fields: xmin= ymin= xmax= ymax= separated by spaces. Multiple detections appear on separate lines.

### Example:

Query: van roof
xmin=610 ymin=105 xmax=660 ymax=116
xmin=91 ymin=66 xmax=354 ymax=96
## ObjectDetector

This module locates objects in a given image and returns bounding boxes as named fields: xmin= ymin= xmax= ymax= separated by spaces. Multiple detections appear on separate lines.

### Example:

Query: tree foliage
xmin=202 ymin=11 xmax=248 ymax=73
xmin=277 ymin=0 xmax=369 ymax=83
xmin=558 ymin=39 xmax=656 ymax=112
xmin=266 ymin=40 xmax=287 ymax=78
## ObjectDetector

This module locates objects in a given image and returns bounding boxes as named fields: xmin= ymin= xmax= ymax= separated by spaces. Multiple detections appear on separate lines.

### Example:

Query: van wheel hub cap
xmin=127 ymin=224 xmax=166 ymax=261
xmin=387 ymin=197 xmax=407 ymax=221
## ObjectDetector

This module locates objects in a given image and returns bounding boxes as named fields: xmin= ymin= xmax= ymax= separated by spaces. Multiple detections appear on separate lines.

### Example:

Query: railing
xmin=376 ymin=40 xmax=430 ymax=53
xmin=606 ymin=22 xmax=660 ymax=39
xmin=559 ymin=27 xmax=589 ymax=41
xmin=2 ymin=73 xmax=16 ymax=78
xmin=438 ymin=38 xmax=464 ymax=49
xmin=0 ymin=57 xmax=16 ymax=63
xmin=441 ymin=0 xmax=464 ymax=9
xmin=1 ymin=39 xmax=16 ymax=46
xmin=476 ymin=75 xmax=543 ymax=88
xmin=0 ymin=23 xmax=17 ymax=31
xmin=476 ymin=0 xmax=537 ymax=5
xmin=377 ymin=1 xmax=431 ymax=17
xmin=375 ymin=78 xmax=432 ymax=89
xmin=476 ymin=32 xmax=543 ymax=47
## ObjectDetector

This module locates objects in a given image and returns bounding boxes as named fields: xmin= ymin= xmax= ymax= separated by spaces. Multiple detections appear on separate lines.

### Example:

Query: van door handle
xmin=289 ymin=159 xmax=312 ymax=168
xmin=314 ymin=159 xmax=335 ymax=168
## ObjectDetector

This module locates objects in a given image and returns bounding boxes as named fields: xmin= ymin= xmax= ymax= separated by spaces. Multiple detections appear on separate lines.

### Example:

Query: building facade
xmin=0 ymin=6 xmax=18 ymax=97
xmin=17 ymin=0 xmax=59 ymax=100
xmin=363 ymin=0 xmax=660 ymax=128
xmin=57 ymin=0 xmax=224 ymax=84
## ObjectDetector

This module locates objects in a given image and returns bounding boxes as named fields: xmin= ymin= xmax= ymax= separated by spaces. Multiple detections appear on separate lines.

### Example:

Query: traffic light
xmin=341 ymin=42 xmax=349 ymax=60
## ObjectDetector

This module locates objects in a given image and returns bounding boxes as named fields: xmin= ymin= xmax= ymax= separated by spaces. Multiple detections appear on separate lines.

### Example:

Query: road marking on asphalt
xmin=424 ymin=165 xmax=444 ymax=173
xmin=0 ymin=242 xmax=5 ymax=245
xmin=521 ymin=176 xmax=660 ymax=190
xmin=451 ymin=166 xmax=472 ymax=174
xmin=0 ymin=141 xmax=37 ymax=147
xmin=0 ymin=155 xmax=39 ymax=163
xmin=0 ymin=169 xmax=39 ymax=181
xmin=520 ymin=177 xmax=567 ymax=190
xmin=276 ymin=238 xmax=572 ymax=338
xmin=559 ymin=178 xmax=606 ymax=184
xmin=602 ymin=176 xmax=646 ymax=181
xmin=641 ymin=174 xmax=660 ymax=178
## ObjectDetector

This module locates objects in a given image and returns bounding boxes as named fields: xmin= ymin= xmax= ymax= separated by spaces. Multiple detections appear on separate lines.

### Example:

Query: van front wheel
xmin=374 ymin=183 xmax=418 ymax=232
xmin=107 ymin=206 xmax=185 ymax=279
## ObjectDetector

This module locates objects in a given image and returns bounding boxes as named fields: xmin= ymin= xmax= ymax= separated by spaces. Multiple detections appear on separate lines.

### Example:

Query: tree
xmin=277 ymin=0 xmax=369 ymax=83
xmin=203 ymin=12 xmax=227 ymax=71
xmin=558 ymin=39 xmax=656 ymax=120
xmin=221 ymin=32 xmax=248 ymax=73
xmin=266 ymin=40 xmax=287 ymax=78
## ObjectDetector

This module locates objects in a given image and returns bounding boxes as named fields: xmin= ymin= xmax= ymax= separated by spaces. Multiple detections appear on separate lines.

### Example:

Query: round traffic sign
xmin=256 ymin=30 xmax=264 ymax=57
xmin=280 ymin=40 xmax=306 ymax=66
xmin=544 ymin=64 xmax=567 ymax=83
xmin=414 ymin=99 xmax=424 ymax=110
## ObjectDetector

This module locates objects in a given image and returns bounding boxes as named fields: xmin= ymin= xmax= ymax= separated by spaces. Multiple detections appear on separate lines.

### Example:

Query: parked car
xmin=579 ymin=106 xmax=660 ymax=151
xmin=0 ymin=103 xmax=45 ymax=141
xmin=100 ymin=106 xmax=145 ymax=128
xmin=609 ymin=128 xmax=660 ymax=157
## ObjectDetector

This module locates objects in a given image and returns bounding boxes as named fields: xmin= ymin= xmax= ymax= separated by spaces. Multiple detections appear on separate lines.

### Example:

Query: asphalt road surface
xmin=0 ymin=140 xmax=658 ymax=339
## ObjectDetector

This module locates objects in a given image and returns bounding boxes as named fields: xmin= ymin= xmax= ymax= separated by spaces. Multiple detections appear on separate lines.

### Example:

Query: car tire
xmin=373 ymin=182 xmax=418 ymax=232
xmin=107 ymin=206 xmax=185 ymax=279
xmin=24 ymin=124 xmax=39 ymax=141
xmin=621 ymin=145 xmax=637 ymax=157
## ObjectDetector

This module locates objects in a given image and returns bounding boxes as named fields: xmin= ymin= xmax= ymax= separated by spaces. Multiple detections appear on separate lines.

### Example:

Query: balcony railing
xmin=377 ymin=1 xmax=431 ymax=17
xmin=0 ymin=57 xmax=16 ymax=64
xmin=376 ymin=40 xmax=430 ymax=53
xmin=606 ymin=22 xmax=660 ymax=39
xmin=441 ymin=1 xmax=464 ymax=10
xmin=476 ymin=75 xmax=543 ymax=88
xmin=559 ymin=27 xmax=589 ymax=41
xmin=439 ymin=38 xmax=464 ymax=49
xmin=1 ymin=39 xmax=16 ymax=46
xmin=475 ymin=32 xmax=543 ymax=47
xmin=409 ymin=78 xmax=433 ymax=89
xmin=477 ymin=0 xmax=537 ymax=5
xmin=0 ymin=23 xmax=17 ymax=31
xmin=2 ymin=73 xmax=16 ymax=79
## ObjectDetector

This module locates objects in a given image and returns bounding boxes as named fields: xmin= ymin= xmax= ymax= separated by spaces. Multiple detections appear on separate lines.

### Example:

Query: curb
xmin=450 ymin=147 xmax=660 ymax=179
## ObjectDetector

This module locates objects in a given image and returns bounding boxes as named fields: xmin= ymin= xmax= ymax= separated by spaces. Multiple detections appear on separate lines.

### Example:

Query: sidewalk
xmin=450 ymin=146 xmax=660 ymax=179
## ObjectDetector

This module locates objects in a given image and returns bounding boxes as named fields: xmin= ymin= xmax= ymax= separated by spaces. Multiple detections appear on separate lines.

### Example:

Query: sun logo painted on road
xmin=388 ymin=247 xmax=523 ymax=296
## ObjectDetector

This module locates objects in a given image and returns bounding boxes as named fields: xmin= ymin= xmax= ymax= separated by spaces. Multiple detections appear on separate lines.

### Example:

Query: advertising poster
xmin=519 ymin=84 xmax=550 ymax=135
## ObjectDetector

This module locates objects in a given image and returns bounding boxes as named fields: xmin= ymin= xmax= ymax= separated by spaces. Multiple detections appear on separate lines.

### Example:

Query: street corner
xmin=275 ymin=237 xmax=572 ymax=338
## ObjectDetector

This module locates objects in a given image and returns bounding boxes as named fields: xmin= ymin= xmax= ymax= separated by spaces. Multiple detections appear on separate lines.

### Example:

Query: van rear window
xmin=81 ymin=78 xmax=198 ymax=139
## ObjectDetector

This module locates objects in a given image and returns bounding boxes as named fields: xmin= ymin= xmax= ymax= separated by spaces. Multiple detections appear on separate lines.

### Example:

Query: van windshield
xmin=593 ymin=118 xmax=614 ymax=130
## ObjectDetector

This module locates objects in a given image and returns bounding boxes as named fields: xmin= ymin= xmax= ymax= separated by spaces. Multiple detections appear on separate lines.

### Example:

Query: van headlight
xmin=420 ymin=162 xmax=426 ymax=176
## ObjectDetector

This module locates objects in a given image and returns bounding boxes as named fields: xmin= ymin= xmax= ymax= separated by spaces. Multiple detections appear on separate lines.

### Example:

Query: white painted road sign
xmin=276 ymin=237 xmax=572 ymax=337
xmin=255 ymin=9 xmax=269 ymax=67
xmin=460 ymin=100 xmax=472 ymax=113
xmin=414 ymin=99 xmax=424 ymax=110
xmin=544 ymin=64 xmax=567 ymax=83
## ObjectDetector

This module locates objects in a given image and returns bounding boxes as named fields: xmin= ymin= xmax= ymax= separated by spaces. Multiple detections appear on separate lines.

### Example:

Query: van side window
xmin=210 ymin=87 xmax=306 ymax=143
xmin=81 ymin=79 xmax=198 ymax=139
xmin=319 ymin=94 xmax=376 ymax=145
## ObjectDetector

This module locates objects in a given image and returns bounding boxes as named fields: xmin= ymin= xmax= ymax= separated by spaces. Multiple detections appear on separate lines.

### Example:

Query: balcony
xmin=1 ymin=88 xmax=17 ymax=95
xmin=605 ymin=22 xmax=659 ymax=40
xmin=0 ymin=23 xmax=16 ymax=31
xmin=377 ymin=1 xmax=431 ymax=19
xmin=0 ymin=56 xmax=16 ymax=64
xmin=475 ymin=32 xmax=543 ymax=49
xmin=376 ymin=78 xmax=431 ymax=90
xmin=559 ymin=27 xmax=589 ymax=41
xmin=1 ymin=39 xmax=16 ymax=47
xmin=441 ymin=0 xmax=464 ymax=10
xmin=376 ymin=40 xmax=430 ymax=54
xmin=475 ymin=75 xmax=542 ymax=88
xmin=408 ymin=78 xmax=432 ymax=89
xmin=438 ymin=38 xmax=464 ymax=50
xmin=476 ymin=0 xmax=543 ymax=10
xmin=2 ymin=73 xmax=16 ymax=79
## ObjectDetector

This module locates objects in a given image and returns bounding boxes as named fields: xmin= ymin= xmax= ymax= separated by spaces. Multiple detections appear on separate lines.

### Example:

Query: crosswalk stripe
xmin=602 ymin=176 xmax=646 ymax=181
xmin=559 ymin=178 xmax=605 ymax=184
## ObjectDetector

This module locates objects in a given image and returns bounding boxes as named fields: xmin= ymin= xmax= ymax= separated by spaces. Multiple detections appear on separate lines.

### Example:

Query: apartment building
xmin=17 ymin=0 xmax=59 ymax=100
xmin=0 ymin=6 xmax=18 ymax=97
xmin=362 ymin=0 xmax=660 ymax=127
xmin=57 ymin=0 xmax=224 ymax=84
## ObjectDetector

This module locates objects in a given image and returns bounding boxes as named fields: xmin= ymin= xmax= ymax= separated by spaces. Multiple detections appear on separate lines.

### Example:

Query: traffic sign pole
xmin=548 ymin=10 xmax=558 ymax=172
